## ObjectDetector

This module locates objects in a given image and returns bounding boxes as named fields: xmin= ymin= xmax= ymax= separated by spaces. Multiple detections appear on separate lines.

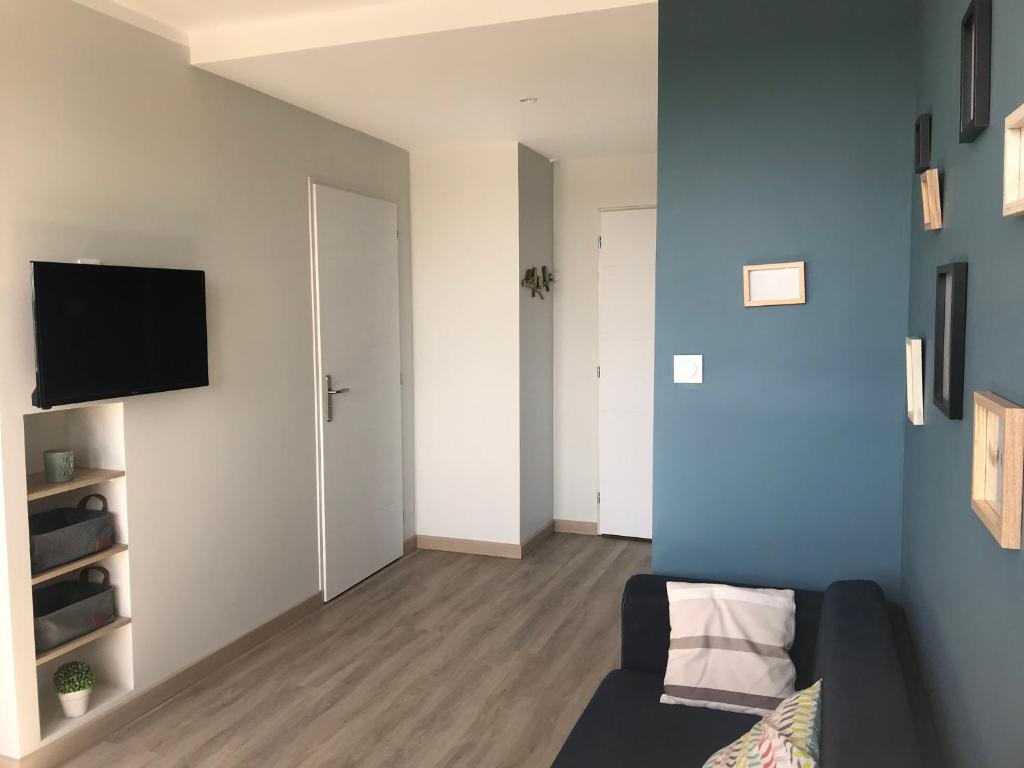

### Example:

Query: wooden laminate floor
xmin=65 ymin=533 xmax=651 ymax=768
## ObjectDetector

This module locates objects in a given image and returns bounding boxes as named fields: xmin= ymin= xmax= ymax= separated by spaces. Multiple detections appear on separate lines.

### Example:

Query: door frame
xmin=308 ymin=178 xmax=405 ymax=596
xmin=596 ymin=205 xmax=657 ymax=539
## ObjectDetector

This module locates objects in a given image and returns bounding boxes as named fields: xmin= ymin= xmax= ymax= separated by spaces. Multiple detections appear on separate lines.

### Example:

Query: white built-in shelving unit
xmin=22 ymin=403 xmax=134 ymax=744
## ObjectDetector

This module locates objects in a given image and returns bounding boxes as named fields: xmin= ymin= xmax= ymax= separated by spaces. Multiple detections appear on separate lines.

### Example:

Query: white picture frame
xmin=742 ymin=261 xmax=806 ymax=307
xmin=905 ymin=338 xmax=924 ymax=426
xmin=1004 ymin=103 xmax=1024 ymax=217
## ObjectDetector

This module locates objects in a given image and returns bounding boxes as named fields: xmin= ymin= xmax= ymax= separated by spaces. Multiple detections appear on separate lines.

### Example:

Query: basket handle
xmin=77 ymin=494 xmax=108 ymax=512
xmin=79 ymin=566 xmax=110 ymax=586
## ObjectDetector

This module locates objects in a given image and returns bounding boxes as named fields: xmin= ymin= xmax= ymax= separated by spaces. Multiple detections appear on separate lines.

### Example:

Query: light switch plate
xmin=673 ymin=355 xmax=703 ymax=384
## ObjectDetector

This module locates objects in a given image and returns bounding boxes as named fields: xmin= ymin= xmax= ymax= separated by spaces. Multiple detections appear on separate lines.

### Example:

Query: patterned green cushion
xmin=702 ymin=680 xmax=822 ymax=768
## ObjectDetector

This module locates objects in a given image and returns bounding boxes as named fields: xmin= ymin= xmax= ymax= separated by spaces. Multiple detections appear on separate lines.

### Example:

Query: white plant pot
xmin=58 ymin=688 xmax=92 ymax=719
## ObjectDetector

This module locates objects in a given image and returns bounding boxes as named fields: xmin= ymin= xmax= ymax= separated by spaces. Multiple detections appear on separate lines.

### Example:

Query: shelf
xmin=38 ymin=684 xmax=133 ymax=744
xmin=20 ymin=406 xmax=133 ymax=753
xmin=35 ymin=617 xmax=131 ymax=666
xmin=31 ymin=545 xmax=129 ymax=586
xmin=26 ymin=467 xmax=125 ymax=502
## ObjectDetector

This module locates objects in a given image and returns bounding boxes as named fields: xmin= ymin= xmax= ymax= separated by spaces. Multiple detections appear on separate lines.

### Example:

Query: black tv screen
xmin=31 ymin=262 xmax=209 ymax=409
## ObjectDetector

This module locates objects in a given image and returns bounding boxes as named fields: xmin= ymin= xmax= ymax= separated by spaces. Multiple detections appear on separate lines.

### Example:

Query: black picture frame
xmin=960 ymin=0 xmax=992 ymax=143
xmin=933 ymin=262 xmax=968 ymax=419
xmin=915 ymin=114 xmax=932 ymax=173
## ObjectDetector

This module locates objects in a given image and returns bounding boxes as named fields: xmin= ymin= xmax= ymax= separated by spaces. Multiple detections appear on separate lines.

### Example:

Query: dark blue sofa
xmin=553 ymin=576 xmax=924 ymax=767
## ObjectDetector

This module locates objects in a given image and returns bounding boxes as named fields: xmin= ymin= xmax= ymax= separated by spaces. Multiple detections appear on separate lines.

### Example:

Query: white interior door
xmin=311 ymin=183 xmax=403 ymax=601
xmin=598 ymin=208 xmax=656 ymax=539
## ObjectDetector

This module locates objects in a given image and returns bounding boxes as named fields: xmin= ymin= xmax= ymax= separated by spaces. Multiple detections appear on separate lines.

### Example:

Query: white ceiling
xmin=77 ymin=0 xmax=658 ymax=160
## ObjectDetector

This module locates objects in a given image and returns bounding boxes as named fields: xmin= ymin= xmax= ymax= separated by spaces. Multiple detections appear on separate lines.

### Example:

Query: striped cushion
xmin=660 ymin=582 xmax=796 ymax=715
xmin=702 ymin=680 xmax=822 ymax=768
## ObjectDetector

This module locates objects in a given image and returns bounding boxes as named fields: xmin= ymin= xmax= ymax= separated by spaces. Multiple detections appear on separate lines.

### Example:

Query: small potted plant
xmin=53 ymin=661 xmax=94 ymax=718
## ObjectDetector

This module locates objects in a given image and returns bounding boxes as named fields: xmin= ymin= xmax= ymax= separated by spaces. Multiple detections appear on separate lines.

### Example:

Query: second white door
xmin=598 ymin=208 xmax=656 ymax=539
xmin=311 ymin=183 xmax=404 ymax=601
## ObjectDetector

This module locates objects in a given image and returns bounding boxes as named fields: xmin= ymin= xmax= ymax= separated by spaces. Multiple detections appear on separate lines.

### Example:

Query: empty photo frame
xmin=933 ymin=262 xmax=968 ymax=420
xmin=906 ymin=338 xmax=924 ymax=426
xmin=971 ymin=392 xmax=1024 ymax=549
xmin=960 ymin=0 xmax=992 ymax=143
xmin=742 ymin=261 xmax=806 ymax=307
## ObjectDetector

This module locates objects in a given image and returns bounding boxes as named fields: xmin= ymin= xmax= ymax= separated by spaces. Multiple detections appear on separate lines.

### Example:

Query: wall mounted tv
xmin=31 ymin=262 xmax=209 ymax=410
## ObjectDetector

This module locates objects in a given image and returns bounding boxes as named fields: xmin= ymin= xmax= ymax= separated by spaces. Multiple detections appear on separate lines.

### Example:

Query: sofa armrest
xmin=620 ymin=574 xmax=672 ymax=674
xmin=815 ymin=581 xmax=923 ymax=768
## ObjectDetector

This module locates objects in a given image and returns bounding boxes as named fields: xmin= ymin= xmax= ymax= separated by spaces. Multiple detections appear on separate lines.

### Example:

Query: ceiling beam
xmin=75 ymin=0 xmax=189 ymax=46
xmin=189 ymin=0 xmax=655 ymax=64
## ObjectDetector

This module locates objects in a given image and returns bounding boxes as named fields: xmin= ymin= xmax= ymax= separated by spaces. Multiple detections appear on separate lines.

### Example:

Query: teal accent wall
xmin=902 ymin=0 xmax=1024 ymax=764
xmin=653 ymin=0 xmax=917 ymax=596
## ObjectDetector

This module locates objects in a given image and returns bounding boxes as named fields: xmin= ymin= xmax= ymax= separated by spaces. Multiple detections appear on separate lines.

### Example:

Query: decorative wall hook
xmin=521 ymin=266 xmax=555 ymax=299
xmin=542 ymin=266 xmax=555 ymax=291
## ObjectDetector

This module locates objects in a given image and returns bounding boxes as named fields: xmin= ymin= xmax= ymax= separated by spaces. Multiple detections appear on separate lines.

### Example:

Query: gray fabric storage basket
xmin=33 ymin=566 xmax=116 ymax=654
xmin=29 ymin=493 xmax=115 ymax=574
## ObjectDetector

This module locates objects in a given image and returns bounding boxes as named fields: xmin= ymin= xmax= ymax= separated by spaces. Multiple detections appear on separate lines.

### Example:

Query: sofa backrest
xmin=813 ymin=581 xmax=923 ymax=768
xmin=620 ymin=574 xmax=823 ymax=686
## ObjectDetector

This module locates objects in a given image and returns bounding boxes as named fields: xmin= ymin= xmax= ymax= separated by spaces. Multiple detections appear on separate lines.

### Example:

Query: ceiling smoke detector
xmin=519 ymin=97 xmax=539 ymax=103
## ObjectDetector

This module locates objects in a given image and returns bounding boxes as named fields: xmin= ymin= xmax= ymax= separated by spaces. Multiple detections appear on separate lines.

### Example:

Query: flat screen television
xmin=31 ymin=262 xmax=209 ymax=410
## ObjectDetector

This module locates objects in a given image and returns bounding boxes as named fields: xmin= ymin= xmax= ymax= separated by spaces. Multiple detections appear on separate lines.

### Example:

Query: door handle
xmin=324 ymin=375 xmax=350 ymax=423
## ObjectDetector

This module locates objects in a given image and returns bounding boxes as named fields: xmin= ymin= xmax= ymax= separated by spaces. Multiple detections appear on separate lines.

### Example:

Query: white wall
xmin=411 ymin=144 xmax=522 ymax=545
xmin=553 ymin=154 xmax=657 ymax=524
xmin=0 ymin=1 xmax=412 ymax=757
xmin=518 ymin=145 xmax=554 ymax=542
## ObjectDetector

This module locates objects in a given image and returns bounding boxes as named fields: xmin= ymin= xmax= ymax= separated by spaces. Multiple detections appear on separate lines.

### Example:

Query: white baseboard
xmin=416 ymin=521 xmax=556 ymax=560
xmin=415 ymin=535 xmax=522 ymax=559
xmin=554 ymin=519 xmax=599 ymax=535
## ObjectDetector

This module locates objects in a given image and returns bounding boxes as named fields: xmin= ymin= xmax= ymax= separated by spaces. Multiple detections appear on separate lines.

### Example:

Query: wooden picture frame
xmin=960 ymin=0 xmax=992 ymax=144
xmin=971 ymin=392 xmax=1024 ymax=549
xmin=742 ymin=261 xmax=805 ymax=307
xmin=905 ymin=338 xmax=925 ymax=426
xmin=1004 ymin=103 xmax=1024 ymax=217
xmin=915 ymin=114 xmax=932 ymax=173
xmin=921 ymin=169 xmax=943 ymax=230
xmin=933 ymin=262 xmax=968 ymax=420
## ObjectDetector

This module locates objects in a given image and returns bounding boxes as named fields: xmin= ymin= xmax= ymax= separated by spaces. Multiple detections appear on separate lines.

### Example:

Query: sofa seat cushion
xmin=553 ymin=669 xmax=759 ymax=768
